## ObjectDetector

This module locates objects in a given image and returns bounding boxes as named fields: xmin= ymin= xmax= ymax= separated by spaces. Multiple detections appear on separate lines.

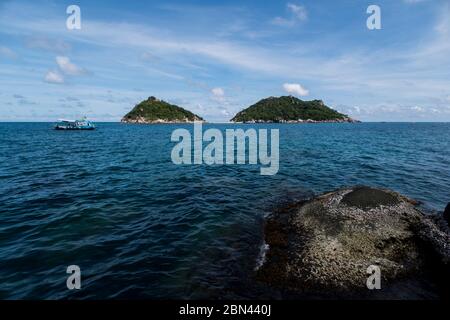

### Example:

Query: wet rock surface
xmin=257 ymin=186 xmax=450 ymax=299
xmin=444 ymin=203 xmax=450 ymax=226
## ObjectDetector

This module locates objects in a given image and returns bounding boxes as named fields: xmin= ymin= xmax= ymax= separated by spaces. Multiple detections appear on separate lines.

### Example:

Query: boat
xmin=54 ymin=118 xmax=96 ymax=130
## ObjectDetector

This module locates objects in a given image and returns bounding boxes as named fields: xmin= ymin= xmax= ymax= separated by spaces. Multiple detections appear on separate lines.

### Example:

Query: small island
xmin=122 ymin=96 xmax=204 ymax=124
xmin=231 ymin=96 xmax=359 ymax=123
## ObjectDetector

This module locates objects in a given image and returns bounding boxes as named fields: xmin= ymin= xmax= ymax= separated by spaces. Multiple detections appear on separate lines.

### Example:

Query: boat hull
xmin=54 ymin=126 xmax=95 ymax=130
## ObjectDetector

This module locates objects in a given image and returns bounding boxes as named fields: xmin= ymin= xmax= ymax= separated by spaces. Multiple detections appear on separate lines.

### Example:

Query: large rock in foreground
xmin=444 ymin=203 xmax=450 ymax=226
xmin=257 ymin=186 xmax=449 ymax=299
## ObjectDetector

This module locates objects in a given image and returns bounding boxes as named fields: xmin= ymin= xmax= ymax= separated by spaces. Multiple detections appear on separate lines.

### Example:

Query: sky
xmin=0 ymin=0 xmax=449 ymax=122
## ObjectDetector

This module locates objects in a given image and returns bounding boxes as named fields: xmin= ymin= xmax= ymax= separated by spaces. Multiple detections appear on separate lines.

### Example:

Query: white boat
xmin=54 ymin=118 xmax=96 ymax=130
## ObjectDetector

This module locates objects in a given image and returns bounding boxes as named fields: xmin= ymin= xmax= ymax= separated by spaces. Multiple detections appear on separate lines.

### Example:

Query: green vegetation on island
xmin=122 ymin=96 xmax=204 ymax=124
xmin=231 ymin=96 xmax=358 ymax=123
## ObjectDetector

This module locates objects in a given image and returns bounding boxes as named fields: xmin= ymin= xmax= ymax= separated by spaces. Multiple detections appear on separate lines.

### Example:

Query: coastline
xmin=119 ymin=120 xmax=360 ymax=124
xmin=120 ymin=118 xmax=205 ymax=124
xmin=231 ymin=118 xmax=360 ymax=124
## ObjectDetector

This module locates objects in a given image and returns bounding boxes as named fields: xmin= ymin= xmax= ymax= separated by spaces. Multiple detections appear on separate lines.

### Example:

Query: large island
xmin=122 ymin=96 xmax=204 ymax=124
xmin=231 ymin=96 xmax=359 ymax=123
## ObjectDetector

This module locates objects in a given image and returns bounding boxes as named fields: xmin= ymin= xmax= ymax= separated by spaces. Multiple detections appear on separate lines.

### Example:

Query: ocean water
xmin=0 ymin=122 xmax=449 ymax=299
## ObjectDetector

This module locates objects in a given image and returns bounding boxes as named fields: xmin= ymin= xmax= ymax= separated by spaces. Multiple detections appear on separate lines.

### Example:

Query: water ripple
xmin=0 ymin=122 xmax=449 ymax=299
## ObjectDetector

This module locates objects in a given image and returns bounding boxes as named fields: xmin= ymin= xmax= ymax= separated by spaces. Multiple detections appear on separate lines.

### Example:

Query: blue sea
xmin=0 ymin=122 xmax=449 ymax=299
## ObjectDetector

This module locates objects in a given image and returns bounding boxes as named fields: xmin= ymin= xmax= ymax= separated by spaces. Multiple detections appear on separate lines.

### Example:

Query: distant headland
xmin=121 ymin=96 xmax=204 ymax=124
xmin=231 ymin=96 xmax=359 ymax=123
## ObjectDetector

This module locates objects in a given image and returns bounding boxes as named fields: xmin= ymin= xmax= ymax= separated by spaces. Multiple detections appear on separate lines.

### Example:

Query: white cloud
xmin=272 ymin=3 xmax=307 ymax=27
xmin=56 ymin=56 xmax=85 ymax=75
xmin=0 ymin=7 xmax=339 ymax=78
xmin=42 ymin=56 xmax=85 ymax=85
xmin=283 ymin=83 xmax=309 ymax=96
xmin=351 ymin=106 xmax=361 ymax=114
xmin=220 ymin=108 xmax=231 ymax=117
xmin=211 ymin=87 xmax=225 ymax=97
xmin=44 ymin=71 xmax=64 ymax=84
xmin=287 ymin=3 xmax=308 ymax=21
xmin=211 ymin=87 xmax=226 ymax=103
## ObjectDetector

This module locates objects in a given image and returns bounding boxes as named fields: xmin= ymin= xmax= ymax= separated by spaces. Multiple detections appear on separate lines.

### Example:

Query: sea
xmin=0 ymin=122 xmax=449 ymax=299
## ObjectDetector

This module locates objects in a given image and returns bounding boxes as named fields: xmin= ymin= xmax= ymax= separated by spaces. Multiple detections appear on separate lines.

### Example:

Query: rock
xmin=257 ymin=186 xmax=450 ymax=299
xmin=444 ymin=203 xmax=450 ymax=226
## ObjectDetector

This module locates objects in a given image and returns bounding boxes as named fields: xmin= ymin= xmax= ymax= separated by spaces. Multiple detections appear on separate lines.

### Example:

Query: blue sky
xmin=0 ymin=0 xmax=449 ymax=122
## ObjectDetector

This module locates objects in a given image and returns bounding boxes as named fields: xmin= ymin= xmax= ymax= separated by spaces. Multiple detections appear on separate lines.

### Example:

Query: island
xmin=121 ymin=96 xmax=204 ymax=124
xmin=231 ymin=96 xmax=359 ymax=123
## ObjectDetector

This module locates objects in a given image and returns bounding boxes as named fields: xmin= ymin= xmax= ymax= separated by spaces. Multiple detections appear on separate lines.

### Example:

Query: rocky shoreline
xmin=235 ymin=117 xmax=360 ymax=124
xmin=121 ymin=117 xmax=204 ymax=124
xmin=257 ymin=186 xmax=449 ymax=299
